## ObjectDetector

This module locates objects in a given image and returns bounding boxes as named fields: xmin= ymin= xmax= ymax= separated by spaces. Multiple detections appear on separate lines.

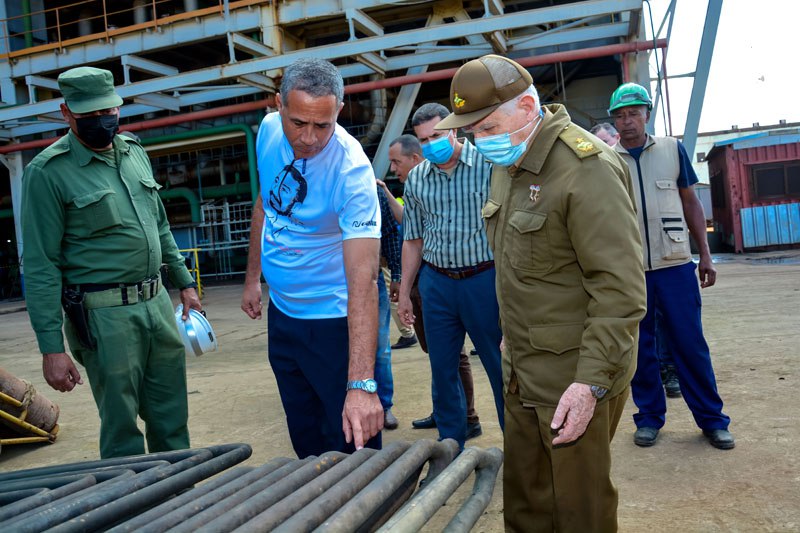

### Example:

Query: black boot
xmin=661 ymin=364 xmax=682 ymax=398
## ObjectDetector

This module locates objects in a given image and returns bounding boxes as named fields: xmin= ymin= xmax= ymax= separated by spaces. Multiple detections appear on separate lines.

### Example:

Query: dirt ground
xmin=1 ymin=254 xmax=798 ymax=531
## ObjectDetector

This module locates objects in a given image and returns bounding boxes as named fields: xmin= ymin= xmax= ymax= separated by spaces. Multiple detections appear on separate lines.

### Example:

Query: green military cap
xmin=435 ymin=54 xmax=533 ymax=130
xmin=58 ymin=67 xmax=123 ymax=114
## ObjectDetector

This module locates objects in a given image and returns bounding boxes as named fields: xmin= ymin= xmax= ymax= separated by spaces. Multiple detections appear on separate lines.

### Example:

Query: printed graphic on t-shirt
xmin=267 ymin=162 xmax=307 ymax=238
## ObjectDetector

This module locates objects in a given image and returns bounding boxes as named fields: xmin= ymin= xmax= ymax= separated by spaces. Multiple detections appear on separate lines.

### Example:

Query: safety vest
xmin=615 ymin=135 xmax=692 ymax=271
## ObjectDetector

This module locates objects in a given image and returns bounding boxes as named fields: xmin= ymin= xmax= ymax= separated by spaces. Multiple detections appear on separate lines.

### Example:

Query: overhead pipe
xmin=158 ymin=187 xmax=200 ymax=224
xmin=141 ymin=123 xmax=259 ymax=201
xmin=0 ymin=39 xmax=666 ymax=156
xmin=0 ymin=99 xmax=275 ymax=155
xmin=343 ymin=39 xmax=668 ymax=93
xmin=22 ymin=0 xmax=33 ymax=49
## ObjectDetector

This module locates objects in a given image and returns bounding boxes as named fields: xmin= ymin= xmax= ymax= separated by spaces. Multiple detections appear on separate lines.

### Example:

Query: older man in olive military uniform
xmin=22 ymin=67 xmax=202 ymax=459
xmin=437 ymin=55 xmax=647 ymax=531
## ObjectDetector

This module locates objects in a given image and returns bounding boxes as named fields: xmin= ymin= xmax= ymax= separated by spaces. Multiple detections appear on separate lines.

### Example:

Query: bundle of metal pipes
xmin=0 ymin=439 xmax=502 ymax=532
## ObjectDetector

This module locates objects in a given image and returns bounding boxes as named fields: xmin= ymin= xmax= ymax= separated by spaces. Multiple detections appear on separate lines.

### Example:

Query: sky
xmin=644 ymin=0 xmax=798 ymax=136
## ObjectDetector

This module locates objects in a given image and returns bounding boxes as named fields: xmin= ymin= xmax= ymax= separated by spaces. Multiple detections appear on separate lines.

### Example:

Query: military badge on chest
xmin=529 ymin=184 xmax=541 ymax=203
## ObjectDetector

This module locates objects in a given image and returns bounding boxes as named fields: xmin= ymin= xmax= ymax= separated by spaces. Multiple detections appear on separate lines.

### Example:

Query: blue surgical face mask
xmin=475 ymin=110 xmax=544 ymax=166
xmin=421 ymin=132 xmax=454 ymax=164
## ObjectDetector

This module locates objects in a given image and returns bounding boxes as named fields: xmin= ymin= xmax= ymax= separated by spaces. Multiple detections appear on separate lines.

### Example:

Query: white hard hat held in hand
xmin=175 ymin=304 xmax=219 ymax=356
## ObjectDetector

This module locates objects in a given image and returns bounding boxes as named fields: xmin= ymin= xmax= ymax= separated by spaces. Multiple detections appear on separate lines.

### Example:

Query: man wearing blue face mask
xmin=436 ymin=55 xmax=647 ymax=531
xmin=397 ymin=103 xmax=505 ymax=450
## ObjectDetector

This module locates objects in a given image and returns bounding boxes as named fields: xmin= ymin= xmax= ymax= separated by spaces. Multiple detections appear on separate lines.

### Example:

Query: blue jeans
xmin=267 ymin=302 xmax=382 ymax=458
xmin=418 ymin=264 xmax=504 ymax=449
xmin=631 ymin=262 xmax=730 ymax=431
xmin=375 ymin=275 xmax=394 ymax=410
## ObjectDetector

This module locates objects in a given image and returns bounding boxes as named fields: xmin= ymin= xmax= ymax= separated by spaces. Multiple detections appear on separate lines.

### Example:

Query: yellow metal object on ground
xmin=0 ymin=374 xmax=60 ymax=451
xmin=180 ymin=248 xmax=203 ymax=299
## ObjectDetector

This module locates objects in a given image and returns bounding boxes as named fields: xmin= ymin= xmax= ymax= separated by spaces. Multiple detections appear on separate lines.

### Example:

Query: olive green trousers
xmin=504 ymin=386 xmax=628 ymax=532
xmin=66 ymin=288 xmax=189 ymax=458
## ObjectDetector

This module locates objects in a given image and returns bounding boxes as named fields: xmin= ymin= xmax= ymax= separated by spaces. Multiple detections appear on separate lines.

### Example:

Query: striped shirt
xmin=403 ymin=139 xmax=494 ymax=269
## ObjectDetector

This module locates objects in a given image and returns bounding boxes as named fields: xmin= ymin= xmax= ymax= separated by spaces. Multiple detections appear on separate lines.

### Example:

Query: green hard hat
xmin=608 ymin=82 xmax=652 ymax=115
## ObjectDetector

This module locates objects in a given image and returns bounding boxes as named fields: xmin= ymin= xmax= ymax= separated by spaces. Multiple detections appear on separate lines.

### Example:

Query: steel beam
xmin=230 ymin=31 xmax=276 ymax=57
xmin=25 ymin=75 xmax=59 ymax=90
xmin=25 ymin=74 xmax=59 ymax=104
xmin=9 ymin=86 xmax=262 ymax=137
xmin=372 ymin=65 xmax=428 ymax=181
xmin=355 ymin=51 xmax=387 ymax=76
xmin=2 ymin=8 xmax=263 ymax=80
xmin=133 ymin=93 xmax=182 ymax=112
xmin=346 ymin=8 xmax=385 ymax=37
xmin=236 ymin=73 xmax=277 ymax=92
xmin=681 ymin=0 xmax=723 ymax=156
xmin=0 ymin=0 xmax=640 ymax=125
xmin=121 ymin=54 xmax=179 ymax=78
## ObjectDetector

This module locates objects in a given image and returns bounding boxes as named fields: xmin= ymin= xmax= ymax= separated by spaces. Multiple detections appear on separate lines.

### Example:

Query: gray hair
xmin=280 ymin=58 xmax=344 ymax=102
xmin=411 ymin=103 xmax=450 ymax=127
xmin=390 ymin=134 xmax=422 ymax=157
xmin=590 ymin=122 xmax=618 ymax=136
xmin=497 ymin=85 xmax=540 ymax=117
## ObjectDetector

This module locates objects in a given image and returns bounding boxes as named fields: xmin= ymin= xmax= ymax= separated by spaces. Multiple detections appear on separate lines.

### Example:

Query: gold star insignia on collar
xmin=453 ymin=93 xmax=466 ymax=108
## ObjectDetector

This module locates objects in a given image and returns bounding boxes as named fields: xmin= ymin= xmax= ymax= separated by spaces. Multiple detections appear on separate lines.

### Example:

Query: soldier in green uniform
xmin=22 ymin=67 xmax=202 ymax=459
xmin=436 ymin=55 xmax=647 ymax=532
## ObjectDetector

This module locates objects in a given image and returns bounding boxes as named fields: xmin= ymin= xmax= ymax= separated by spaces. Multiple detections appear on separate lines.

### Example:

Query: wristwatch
xmin=590 ymin=385 xmax=608 ymax=399
xmin=346 ymin=379 xmax=378 ymax=394
xmin=181 ymin=282 xmax=198 ymax=290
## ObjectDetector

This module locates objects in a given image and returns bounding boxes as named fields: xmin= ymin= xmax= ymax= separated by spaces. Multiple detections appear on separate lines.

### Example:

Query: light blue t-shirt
xmin=256 ymin=112 xmax=380 ymax=319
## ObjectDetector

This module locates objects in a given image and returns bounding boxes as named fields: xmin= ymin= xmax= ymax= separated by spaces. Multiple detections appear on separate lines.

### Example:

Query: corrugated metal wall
xmin=741 ymin=203 xmax=800 ymax=249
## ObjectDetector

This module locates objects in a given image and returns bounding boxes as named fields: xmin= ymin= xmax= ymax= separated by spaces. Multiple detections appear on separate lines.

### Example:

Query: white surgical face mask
xmin=475 ymin=109 xmax=544 ymax=166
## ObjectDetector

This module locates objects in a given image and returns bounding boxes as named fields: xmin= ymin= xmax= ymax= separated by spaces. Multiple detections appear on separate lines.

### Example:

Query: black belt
xmin=424 ymin=260 xmax=494 ymax=280
xmin=68 ymin=277 xmax=161 ymax=305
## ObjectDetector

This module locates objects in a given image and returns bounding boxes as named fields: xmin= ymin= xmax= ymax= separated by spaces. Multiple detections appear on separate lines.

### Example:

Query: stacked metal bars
xmin=0 ymin=439 xmax=503 ymax=532
xmin=0 ymin=444 xmax=252 ymax=532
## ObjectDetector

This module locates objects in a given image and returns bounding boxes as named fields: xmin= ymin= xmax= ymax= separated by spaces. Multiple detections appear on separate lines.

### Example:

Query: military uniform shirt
xmin=483 ymin=104 xmax=647 ymax=406
xmin=22 ymin=131 xmax=194 ymax=354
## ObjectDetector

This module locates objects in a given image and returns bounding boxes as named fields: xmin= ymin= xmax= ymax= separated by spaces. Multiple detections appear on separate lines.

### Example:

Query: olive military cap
xmin=435 ymin=54 xmax=533 ymax=130
xmin=58 ymin=67 xmax=123 ymax=114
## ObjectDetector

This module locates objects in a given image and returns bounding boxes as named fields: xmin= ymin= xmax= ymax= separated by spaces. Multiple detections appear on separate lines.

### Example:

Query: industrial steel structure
xmin=0 ymin=0 xmax=722 ymax=294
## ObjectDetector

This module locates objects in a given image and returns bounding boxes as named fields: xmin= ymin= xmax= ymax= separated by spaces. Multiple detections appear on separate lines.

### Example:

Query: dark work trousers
xmin=417 ymin=265 xmax=504 ymax=448
xmin=267 ymin=302 xmax=382 ymax=459
xmin=504 ymin=385 xmax=628 ymax=532
xmin=631 ymin=261 xmax=730 ymax=430
xmin=410 ymin=274 xmax=480 ymax=424
xmin=655 ymin=306 xmax=675 ymax=366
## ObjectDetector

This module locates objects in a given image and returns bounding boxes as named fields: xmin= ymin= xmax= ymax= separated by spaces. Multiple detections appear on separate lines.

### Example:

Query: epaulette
xmin=558 ymin=124 xmax=602 ymax=159
xmin=37 ymin=137 xmax=71 ymax=167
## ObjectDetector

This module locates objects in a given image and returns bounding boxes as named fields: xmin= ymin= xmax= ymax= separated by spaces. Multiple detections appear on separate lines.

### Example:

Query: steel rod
xmin=199 ymin=452 xmax=349 ymax=532
xmin=443 ymin=448 xmax=504 ymax=532
xmin=235 ymin=447 xmax=381 ymax=533
xmin=107 ymin=465 xmax=256 ymax=533
xmin=48 ymin=444 xmax=252 ymax=533
xmin=317 ymin=439 xmax=459 ymax=532
xmin=169 ymin=457 xmax=312 ymax=532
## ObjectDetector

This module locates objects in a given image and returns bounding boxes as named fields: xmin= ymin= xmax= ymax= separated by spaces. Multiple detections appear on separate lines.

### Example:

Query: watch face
xmin=364 ymin=379 xmax=378 ymax=393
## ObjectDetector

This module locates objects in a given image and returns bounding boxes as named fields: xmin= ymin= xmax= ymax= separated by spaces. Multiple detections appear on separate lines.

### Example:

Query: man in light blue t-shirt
xmin=242 ymin=58 xmax=383 ymax=458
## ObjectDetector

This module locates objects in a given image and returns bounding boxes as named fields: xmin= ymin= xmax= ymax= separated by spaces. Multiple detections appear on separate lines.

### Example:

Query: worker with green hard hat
xmin=608 ymin=81 xmax=735 ymax=451
xmin=607 ymin=82 xmax=653 ymax=114
xmin=22 ymin=66 xmax=203 ymax=458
